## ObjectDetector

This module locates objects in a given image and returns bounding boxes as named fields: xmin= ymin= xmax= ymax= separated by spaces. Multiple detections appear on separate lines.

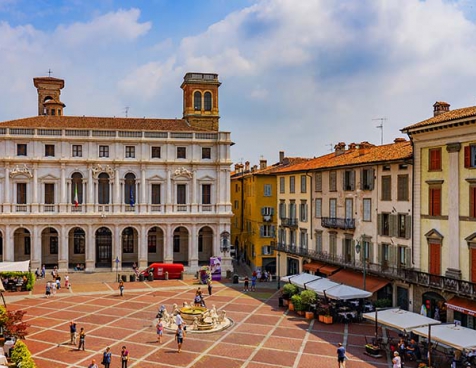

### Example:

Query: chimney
xmin=259 ymin=159 xmax=267 ymax=170
xmin=433 ymin=101 xmax=450 ymax=116
xmin=252 ymin=165 xmax=258 ymax=172
xmin=245 ymin=161 xmax=250 ymax=172
xmin=348 ymin=142 xmax=357 ymax=151
xmin=334 ymin=142 xmax=346 ymax=156
xmin=279 ymin=151 xmax=285 ymax=164
xmin=234 ymin=163 xmax=240 ymax=172
xmin=358 ymin=141 xmax=374 ymax=156
xmin=394 ymin=138 xmax=406 ymax=143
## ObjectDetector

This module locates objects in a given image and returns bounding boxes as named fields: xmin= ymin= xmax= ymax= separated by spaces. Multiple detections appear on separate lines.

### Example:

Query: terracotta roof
xmin=231 ymin=157 xmax=311 ymax=178
xmin=275 ymin=140 xmax=412 ymax=173
xmin=0 ymin=115 xmax=212 ymax=132
xmin=402 ymin=105 xmax=476 ymax=132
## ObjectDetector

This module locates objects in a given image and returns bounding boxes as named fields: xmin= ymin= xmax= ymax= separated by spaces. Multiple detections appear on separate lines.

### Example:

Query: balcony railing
xmin=275 ymin=243 xmax=476 ymax=298
xmin=281 ymin=218 xmax=298 ymax=227
xmin=321 ymin=217 xmax=355 ymax=230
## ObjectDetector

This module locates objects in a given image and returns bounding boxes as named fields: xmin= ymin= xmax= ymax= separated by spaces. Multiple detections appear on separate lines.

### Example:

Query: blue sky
xmin=1 ymin=0 xmax=476 ymax=165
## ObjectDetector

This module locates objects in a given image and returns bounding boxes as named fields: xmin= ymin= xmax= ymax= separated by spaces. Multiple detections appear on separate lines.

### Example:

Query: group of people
xmin=1 ymin=275 xmax=27 ymax=292
xmin=396 ymin=337 xmax=422 ymax=362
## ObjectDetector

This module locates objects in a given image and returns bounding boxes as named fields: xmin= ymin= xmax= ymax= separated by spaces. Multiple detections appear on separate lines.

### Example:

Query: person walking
xmin=87 ymin=359 xmax=98 ymax=368
xmin=78 ymin=327 xmax=85 ymax=351
xmin=119 ymin=279 xmax=124 ymax=296
xmin=243 ymin=276 xmax=249 ymax=292
xmin=337 ymin=342 xmax=346 ymax=368
xmin=156 ymin=318 xmax=164 ymax=343
xmin=120 ymin=345 xmax=129 ymax=368
xmin=207 ymin=279 xmax=212 ymax=296
xmin=45 ymin=282 xmax=51 ymax=298
xmin=102 ymin=347 xmax=112 ymax=368
xmin=392 ymin=351 xmax=402 ymax=368
xmin=69 ymin=321 xmax=77 ymax=345
xmin=251 ymin=273 xmax=257 ymax=292
xmin=65 ymin=274 xmax=70 ymax=289
xmin=175 ymin=324 xmax=184 ymax=353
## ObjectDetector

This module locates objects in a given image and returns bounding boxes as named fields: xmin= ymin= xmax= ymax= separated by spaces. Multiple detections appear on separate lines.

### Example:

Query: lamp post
xmin=277 ymin=250 xmax=281 ymax=290
xmin=355 ymin=237 xmax=367 ymax=291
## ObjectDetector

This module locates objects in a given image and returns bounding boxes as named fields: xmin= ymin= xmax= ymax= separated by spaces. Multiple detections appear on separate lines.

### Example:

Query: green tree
xmin=11 ymin=340 xmax=36 ymax=368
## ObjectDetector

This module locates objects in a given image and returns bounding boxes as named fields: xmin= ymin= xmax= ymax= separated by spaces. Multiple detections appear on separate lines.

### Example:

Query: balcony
xmin=281 ymin=218 xmax=298 ymax=227
xmin=276 ymin=243 xmax=476 ymax=298
xmin=321 ymin=217 xmax=355 ymax=230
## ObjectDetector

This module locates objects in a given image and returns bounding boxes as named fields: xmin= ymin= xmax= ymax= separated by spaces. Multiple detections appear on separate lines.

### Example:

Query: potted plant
xmin=318 ymin=304 xmax=333 ymax=324
xmin=300 ymin=290 xmax=317 ymax=319
xmin=282 ymin=284 xmax=299 ymax=308
xmin=291 ymin=294 xmax=304 ymax=315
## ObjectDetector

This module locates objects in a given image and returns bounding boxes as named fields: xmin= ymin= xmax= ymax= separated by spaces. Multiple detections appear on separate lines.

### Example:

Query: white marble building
xmin=0 ymin=73 xmax=233 ymax=273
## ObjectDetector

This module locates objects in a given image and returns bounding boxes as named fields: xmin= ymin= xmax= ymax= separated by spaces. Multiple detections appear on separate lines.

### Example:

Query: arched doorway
xmin=41 ymin=227 xmax=59 ymax=267
xmin=121 ymin=227 xmax=138 ymax=266
xmin=13 ymin=228 xmax=31 ymax=262
xmin=68 ymin=227 xmax=86 ymax=268
xmin=173 ymin=226 xmax=189 ymax=265
xmin=96 ymin=227 xmax=112 ymax=267
xmin=422 ymin=291 xmax=446 ymax=322
xmin=198 ymin=226 xmax=213 ymax=265
xmin=147 ymin=226 xmax=164 ymax=263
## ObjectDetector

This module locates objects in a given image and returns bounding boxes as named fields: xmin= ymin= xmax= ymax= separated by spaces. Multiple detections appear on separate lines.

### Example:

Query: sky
xmin=1 ymin=0 xmax=476 ymax=166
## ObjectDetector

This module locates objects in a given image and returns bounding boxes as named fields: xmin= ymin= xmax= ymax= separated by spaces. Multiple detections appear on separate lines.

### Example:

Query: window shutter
xmin=260 ymin=226 xmax=264 ymax=237
xmin=342 ymin=171 xmax=346 ymax=190
xmin=360 ymin=169 xmax=364 ymax=190
xmin=377 ymin=243 xmax=382 ymax=264
xmin=465 ymin=146 xmax=471 ymax=168
xmin=351 ymin=240 xmax=355 ymax=262
xmin=389 ymin=245 xmax=397 ymax=264
xmin=389 ymin=214 xmax=397 ymax=237
xmin=270 ymin=207 xmax=275 ymax=215
xmin=261 ymin=207 xmax=265 ymax=215
xmin=377 ymin=214 xmax=382 ymax=235
xmin=405 ymin=215 xmax=412 ymax=239
xmin=368 ymin=242 xmax=374 ymax=263
xmin=341 ymin=238 xmax=346 ymax=258
xmin=369 ymin=169 xmax=375 ymax=190
xmin=271 ymin=226 xmax=276 ymax=238
xmin=351 ymin=170 xmax=355 ymax=190
xmin=471 ymin=187 xmax=476 ymax=218
xmin=405 ymin=247 xmax=411 ymax=267
xmin=262 ymin=246 xmax=267 ymax=255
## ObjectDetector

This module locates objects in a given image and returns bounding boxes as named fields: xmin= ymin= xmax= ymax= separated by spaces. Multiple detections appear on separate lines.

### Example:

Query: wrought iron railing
xmin=321 ymin=217 xmax=355 ymax=230
xmin=281 ymin=218 xmax=298 ymax=227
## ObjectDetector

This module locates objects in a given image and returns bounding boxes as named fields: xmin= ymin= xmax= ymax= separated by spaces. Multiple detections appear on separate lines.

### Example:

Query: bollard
xmin=180 ymin=271 xmax=184 ymax=280
xmin=165 ymin=271 xmax=169 ymax=280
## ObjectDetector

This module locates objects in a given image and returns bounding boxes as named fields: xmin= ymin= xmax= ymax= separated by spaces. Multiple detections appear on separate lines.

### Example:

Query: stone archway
xmin=121 ymin=226 xmax=138 ymax=267
xmin=198 ymin=226 xmax=213 ymax=266
xmin=41 ymin=227 xmax=59 ymax=267
xmin=147 ymin=226 xmax=164 ymax=263
xmin=173 ymin=226 xmax=189 ymax=265
xmin=95 ymin=227 xmax=112 ymax=268
xmin=13 ymin=228 xmax=31 ymax=262
xmin=422 ymin=291 xmax=446 ymax=322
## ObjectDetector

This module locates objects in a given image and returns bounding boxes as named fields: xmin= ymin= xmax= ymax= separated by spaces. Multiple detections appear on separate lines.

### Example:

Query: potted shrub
xmin=282 ymin=284 xmax=298 ymax=308
xmin=291 ymin=294 xmax=304 ymax=315
xmin=300 ymin=290 xmax=317 ymax=319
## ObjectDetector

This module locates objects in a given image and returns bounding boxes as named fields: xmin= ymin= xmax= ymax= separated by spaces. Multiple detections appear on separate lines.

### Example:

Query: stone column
xmin=87 ymin=166 xmax=94 ymax=212
xmin=192 ymin=168 xmax=197 ymax=213
xmin=32 ymin=165 xmax=38 ymax=213
xmin=4 ymin=225 xmax=12 ymax=262
xmin=60 ymin=164 xmax=66 ymax=212
xmin=139 ymin=224 xmax=148 ymax=269
xmin=32 ymin=225 xmax=41 ymax=268
xmin=114 ymin=168 xmax=121 ymax=212
xmin=164 ymin=224 xmax=173 ymax=263
xmin=140 ymin=167 xmax=146 ymax=213
xmin=189 ymin=223 xmax=198 ymax=271
xmin=166 ymin=169 xmax=172 ymax=212
xmin=445 ymin=142 xmax=462 ymax=279
xmin=86 ymin=224 xmax=95 ymax=271
xmin=58 ymin=224 xmax=68 ymax=272
xmin=4 ymin=165 xmax=10 ymax=213
xmin=114 ymin=224 xmax=122 ymax=271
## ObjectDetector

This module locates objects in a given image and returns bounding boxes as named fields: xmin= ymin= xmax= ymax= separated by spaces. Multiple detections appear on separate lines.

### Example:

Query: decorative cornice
xmin=446 ymin=142 xmax=461 ymax=153
xmin=425 ymin=179 xmax=444 ymax=185
xmin=91 ymin=164 xmax=115 ymax=179
xmin=174 ymin=167 xmax=193 ymax=179
xmin=9 ymin=164 xmax=33 ymax=178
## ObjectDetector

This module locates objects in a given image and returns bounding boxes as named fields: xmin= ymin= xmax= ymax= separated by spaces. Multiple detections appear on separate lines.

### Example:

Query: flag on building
xmin=73 ymin=184 xmax=79 ymax=207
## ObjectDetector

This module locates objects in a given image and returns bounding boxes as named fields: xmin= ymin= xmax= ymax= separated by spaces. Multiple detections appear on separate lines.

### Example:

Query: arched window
xmin=194 ymin=91 xmax=202 ymax=111
xmin=71 ymin=172 xmax=83 ymax=206
xmin=98 ymin=173 xmax=110 ymax=204
xmin=204 ymin=92 xmax=212 ymax=111
xmin=124 ymin=173 xmax=136 ymax=206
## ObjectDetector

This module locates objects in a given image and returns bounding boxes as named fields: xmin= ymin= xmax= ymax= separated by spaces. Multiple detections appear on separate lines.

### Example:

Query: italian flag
xmin=73 ymin=184 xmax=79 ymax=207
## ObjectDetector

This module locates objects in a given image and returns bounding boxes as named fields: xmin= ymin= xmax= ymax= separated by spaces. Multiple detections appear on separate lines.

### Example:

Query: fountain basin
xmin=180 ymin=306 xmax=207 ymax=322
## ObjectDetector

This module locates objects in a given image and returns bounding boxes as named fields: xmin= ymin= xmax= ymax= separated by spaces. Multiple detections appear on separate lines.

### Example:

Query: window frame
xmin=429 ymin=148 xmax=442 ymax=171
xmin=72 ymin=144 xmax=83 ymax=157
xmin=99 ymin=145 xmax=109 ymax=158
xmin=45 ymin=144 xmax=55 ymax=157
xmin=125 ymin=146 xmax=136 ymax=158
xmin=363 ymin=198 xmax=372 ymax=222
xmin=17 ymin=143 xmax=27 ymax=156
xmin=202 ymin=147 xmax=211 ymax=159
xmin=381 ymin=175 xmax=392 ymax=201
xmin=151 ymin=146 xmax=161 ymax=159
xmin=177 ymin=147 xmax=186 ymax=159
xmin=397 ymin=174 xmax=409 ymax=201
xmin=429 ymin=186 xmax=442 ymax=216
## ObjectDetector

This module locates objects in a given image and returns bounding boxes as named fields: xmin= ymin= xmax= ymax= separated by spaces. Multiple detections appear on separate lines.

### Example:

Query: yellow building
xmin=230 ymin=153 xmax=309 ymax=273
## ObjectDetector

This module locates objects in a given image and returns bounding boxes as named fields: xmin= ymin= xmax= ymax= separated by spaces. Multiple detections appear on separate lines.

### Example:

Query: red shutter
xmin=429 ymin=243 xmax=441 ymax=275
xmin=465 ymin=146 xmax=471 ymax=168
xmin=429 ymin=149 xmax=441 ymax=170
xmin=471 ymin=187 xmax=476 ymax=218
xmin=430 ymin=188 xmax=441 ymax=216
xmin=472 ymin=248 xmax=476 ymax=282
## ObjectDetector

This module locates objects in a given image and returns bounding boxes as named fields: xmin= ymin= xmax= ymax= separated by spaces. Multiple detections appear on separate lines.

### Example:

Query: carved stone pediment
xmin=174 ymin=167 xmax=193 ymax=179
xmin=9 ymin=164 xmax=33 ymax=178
xmin=92 ymin=164 xmax=115 ymax=179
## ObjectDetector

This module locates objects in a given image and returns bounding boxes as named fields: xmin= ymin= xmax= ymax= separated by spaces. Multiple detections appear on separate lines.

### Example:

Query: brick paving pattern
xmin=3 ymin=272 xmax=414 ymax=368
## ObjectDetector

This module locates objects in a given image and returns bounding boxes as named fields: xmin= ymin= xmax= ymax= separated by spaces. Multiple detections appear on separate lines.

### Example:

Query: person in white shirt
xmin=175 ymin=311 xmax=184 ymax=327
xmin=392 ymin=352 xmax=401 ymax=368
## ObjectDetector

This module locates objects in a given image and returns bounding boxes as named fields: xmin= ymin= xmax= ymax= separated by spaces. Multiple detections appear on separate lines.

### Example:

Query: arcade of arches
xmin=1 ymin=225 xmax=217 ymax=271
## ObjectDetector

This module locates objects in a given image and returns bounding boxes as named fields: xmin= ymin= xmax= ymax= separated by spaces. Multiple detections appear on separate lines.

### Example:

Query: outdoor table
xmin=0 ymin=355 xmax=7 ymax=365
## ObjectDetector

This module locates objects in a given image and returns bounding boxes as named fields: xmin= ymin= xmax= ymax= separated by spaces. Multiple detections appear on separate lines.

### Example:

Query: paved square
xmin=4 ymin=274 xmax=409 ymax=368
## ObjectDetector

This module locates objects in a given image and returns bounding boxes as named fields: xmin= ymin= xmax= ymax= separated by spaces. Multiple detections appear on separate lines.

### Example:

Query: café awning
xmin=0 ymin=260 xmax=30 ymax=272
xmin=412 ymin=323 xmax=476 ymax=350
xmin=283 ymin=273 xmax=320 ymax=289
xmin=329 ymin=269 xmax=389 ymax=293
xmin=303 ymin=261 xmax=326 ymax=272
xmin=446 ymin=296 xmax=476 ymax=317
xmin=324 ymin=284 xmax=372 ymax=300
xmin=363 ymin=308 xmax=441 ymax=332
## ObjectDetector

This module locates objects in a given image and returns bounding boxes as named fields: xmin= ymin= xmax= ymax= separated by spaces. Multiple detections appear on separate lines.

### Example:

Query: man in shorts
xmin=337 ymin=342 xmax=346 ymax=368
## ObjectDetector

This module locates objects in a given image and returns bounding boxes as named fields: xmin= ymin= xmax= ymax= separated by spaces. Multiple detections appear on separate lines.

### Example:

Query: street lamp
xmin=277 ymin=251 xmax=281 ymax=290
xmin=355 ymin=237 xmax=367 ymax=291
xmin=220 ymin=231 xmax=230 ymax=254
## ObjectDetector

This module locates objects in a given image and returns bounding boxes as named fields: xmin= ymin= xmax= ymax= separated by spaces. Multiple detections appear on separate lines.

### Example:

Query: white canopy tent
xmin=0 ymin=261 xmax=30 ymax=272
xmin=363 ymin=308 xmax=441 ymax=332
xmin=412 ymin=323 xmax=476 ymax=351
xmin=286 ymin=273 xmax=320 ymax=289
xmin=305 ymin=277 xmax=340 ymax=296
xmin=325 ymin=284 xmax=373 ymax=300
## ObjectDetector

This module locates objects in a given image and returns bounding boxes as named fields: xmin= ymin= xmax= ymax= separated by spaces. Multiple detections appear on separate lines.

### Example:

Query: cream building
xmin=0 ymin=73 xmax=233 ymax=274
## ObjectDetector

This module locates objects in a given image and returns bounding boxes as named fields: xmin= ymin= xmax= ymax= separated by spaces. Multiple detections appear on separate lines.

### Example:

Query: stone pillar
xmin=138 ymin=224 xmax=148 ymax=269
xmin=140 ymin=167 xmax=146 ymax=213
xmin=114 ymin=168 xmax=121 ymax=212
xmin=445 ymin=142 xmax=462 ymax=279
xmin=166 ymin=169 xmax=172 ymax=213
xmin=32 ymin=225 xmax=41 ymax=268
xmin=191 ymin=169 xmax=197 ymax=213
xmin=32 ymin=165 xmax=38 ymax=213
xmin=87 ymin=166 xmax=94 ymax=212
xmin=114 ymin=224 xmax=122 ymax=271
xmin=4 ymin=225 xmax=12 ymax=262
xmin=58 ymin=225 xmax=68 ymax=272
xmin=86 ymin=224 xmax=95 ymax=271
xmin=4 ymin=165 xmax=10 ymax=213
xmin=164 ymin=224 xmax=173 ymax=263
xmin=189 ymin=223 xmax=199 ymax=271
xmin=60 ymin=164 xmax=66 ymax=212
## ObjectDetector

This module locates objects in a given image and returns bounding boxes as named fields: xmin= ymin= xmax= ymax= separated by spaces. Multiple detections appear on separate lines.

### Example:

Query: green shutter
xmin=405 ymin=215 xmax=412 ymax=239
xmin=377 ymin=214 xmax=382 ymax=235
xmin=389 ymin=214 xmax=397 ymax=237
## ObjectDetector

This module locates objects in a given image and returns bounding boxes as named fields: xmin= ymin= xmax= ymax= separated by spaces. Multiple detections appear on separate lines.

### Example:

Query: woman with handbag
xmin=121 ymin=345 xmax=129 ymax=368
xmin=102 ymin=347 xmax=111 ymax=368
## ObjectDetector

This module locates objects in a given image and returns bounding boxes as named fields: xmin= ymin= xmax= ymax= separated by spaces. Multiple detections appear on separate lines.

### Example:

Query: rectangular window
xmin=17 ymin=183 xmax=27 ymax=204
xmin=279 ymin=177 xmax=285 ymax=193
xmin=289 ymin=201 xmax=296 ymax=219
xmin=429 ymin=187 xmax=441 ymax=216
xmin=470 ymin=186 xmax=476 ymax=218
xmin=329 ymin=198 xmax=337 ymax=218
xmin=202 ymin=147 xmax=211 ymax=159
xmin=234 ymin=200 xmax=239 ymax=209
xmin=361 ymin=168 xmax=374 ymax=190
xmin=397 ymin=174 xmax=409 ymax=201
xmin=177 ymin=147 xmax=186 ymax=159
xmin=17 ymin=144 xmax=27 ymax=156
xmin=300 ymin=230 xmax=308 ymax=249
xmin=381 ymin=175 xmax=391 ymax=201
xmin=177 ymin=184 xmax=186 ymax=204
xmin=345 ymin=198 xmax=353 ymax=219
xmin=202 ymin=184 xmax=211 ymax=204
xmin=315 ymin=198 xmax=322 ymax=218
xmin=343 ymin=170 xmax=355 ymax=191
xmin=315 ymin=172 xmax=322 ymax=192
xmin=44 ymin=183 xmax=55 ymax=204
xmin=300 ymin=175 xmax=307 ymax=193
xmin=316 ymin=232 xmax=323 ymax=253
xmin=398 ymin=246 xmax=407 ymax=268
xmin=45 ymin=144 xmax=55 ymax=157
xmin=329 ymin=171 xmax=337 ymax=191
xmin=99 ymin=145 xmax=109 ymax=158
xmin=465 ymin=145 xmax=476 ymax=168
xmin=329 ymin=233 xmax=337 ymax=256
xmin=279 ymin=201 xmax=286 ymax=219
xmin=398 ymin=214 xmax=407 ymax=238
xmin=151 ymin=184 xmax=161 ymax=204
xmin=260 ymin=225 xmax=275 ymax=237
xmin=125 ymin=146 xmax=135 ymax=158
xmin=151 ymin=146 xmax=161 ymax=158
xmin=289 ymin=176 xmax=295 ymax=193
xmin=264 ymin=184 xmax=272 ymax=197
xmin=72 ymin=145 xmax=82 ymax=157
xmin=381 ymin=243 xmax=390 ymax=266
xmin=429 ymin=148 xmax=442 ymax=171
xmin=300 ymin=201 xmax=308 ymax=222
xmin=381 ymin=213 xmax=390 ymax=236
xmin=363 ymin=199 xmax=371 ymax=221
xmin=73 ymin=233 xmax=85 ymax=254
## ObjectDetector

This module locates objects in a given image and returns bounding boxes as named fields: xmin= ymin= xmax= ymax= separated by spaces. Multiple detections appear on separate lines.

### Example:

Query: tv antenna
xmin=327 ymin=143 xmax=334 ymax=152
xmin=373 ymin=117 xmax=387 ymax=145
xmin=124 ymin=106 xmax=129 ymax=118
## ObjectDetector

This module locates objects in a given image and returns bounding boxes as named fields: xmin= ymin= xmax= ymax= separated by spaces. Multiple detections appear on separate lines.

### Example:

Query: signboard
xmin=210 ymin=256 xmax=222 ymax=281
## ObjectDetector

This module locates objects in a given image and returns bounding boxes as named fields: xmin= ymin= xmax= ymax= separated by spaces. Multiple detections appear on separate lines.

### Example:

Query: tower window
xmin=204 ymin=92 xmax=212 ymax=111
xmin=194 ymin=91 xmax=202 ymax=110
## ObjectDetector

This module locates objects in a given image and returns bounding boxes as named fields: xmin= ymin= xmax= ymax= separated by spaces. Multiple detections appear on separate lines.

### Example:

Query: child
xmin=156 ymin=318 xmax=164 ymax=343
xmin=175 ymin=325 xmax=184 ymax=353
xmin=65 ymin=274 xmax=70 ymax=289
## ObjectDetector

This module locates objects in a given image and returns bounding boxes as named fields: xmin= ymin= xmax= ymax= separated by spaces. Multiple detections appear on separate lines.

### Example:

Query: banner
xmin=209 ymin=256 xmax=222 ymax=281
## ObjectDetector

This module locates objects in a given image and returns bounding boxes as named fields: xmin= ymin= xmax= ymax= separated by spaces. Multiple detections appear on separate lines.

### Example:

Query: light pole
xmin=277 ymin=251 xmax=281 ymax=290
xmin=355 ymin=236 xmax=367 ymax=291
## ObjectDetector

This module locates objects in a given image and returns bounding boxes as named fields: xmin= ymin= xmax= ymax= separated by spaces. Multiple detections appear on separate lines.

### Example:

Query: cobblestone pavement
xmin=3 ymin=272 xmax=413 ymax=368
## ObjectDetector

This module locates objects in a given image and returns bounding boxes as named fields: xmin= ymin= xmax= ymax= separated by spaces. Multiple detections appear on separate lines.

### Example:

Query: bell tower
xmin=33 ymin=76 xmax=66 ymax=116
xmin=181 ymin=73 xmax=221 ymax=131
